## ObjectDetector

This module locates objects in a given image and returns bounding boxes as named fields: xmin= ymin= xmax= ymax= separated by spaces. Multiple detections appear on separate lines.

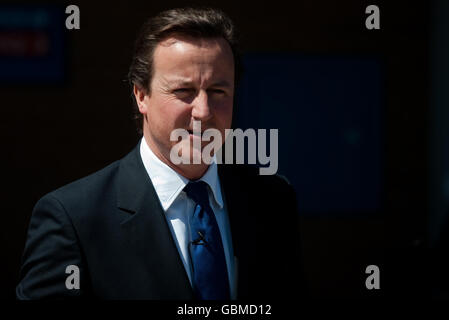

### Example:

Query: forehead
xmin=152 ymin=35 xmax=235 ymax=81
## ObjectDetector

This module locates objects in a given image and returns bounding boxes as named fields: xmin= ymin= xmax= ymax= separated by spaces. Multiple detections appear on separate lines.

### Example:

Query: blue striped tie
xmin=184 ymin=181 xmax=230 ymax=300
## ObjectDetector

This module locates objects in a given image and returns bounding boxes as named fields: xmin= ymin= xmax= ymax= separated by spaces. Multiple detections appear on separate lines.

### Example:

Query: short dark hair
xmin=127 ymin=7 xmax=241 ymax=135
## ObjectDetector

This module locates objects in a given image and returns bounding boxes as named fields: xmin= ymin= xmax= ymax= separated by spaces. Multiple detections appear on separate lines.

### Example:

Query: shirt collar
xmin=139 ymin=137 xmax=224 ymax=211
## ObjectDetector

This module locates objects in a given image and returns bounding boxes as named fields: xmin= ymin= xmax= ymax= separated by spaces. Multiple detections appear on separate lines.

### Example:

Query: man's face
xmin=135 ymin=34 xmax=234 ymax=173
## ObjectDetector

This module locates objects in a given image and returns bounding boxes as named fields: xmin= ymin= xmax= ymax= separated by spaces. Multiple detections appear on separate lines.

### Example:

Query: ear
xmin=133 ymin=84 xmax=149 ymax=115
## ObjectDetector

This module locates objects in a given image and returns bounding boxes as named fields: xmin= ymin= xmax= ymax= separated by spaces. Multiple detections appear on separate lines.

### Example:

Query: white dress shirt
xmin=139 ymin=137 xmax=237 ymax=299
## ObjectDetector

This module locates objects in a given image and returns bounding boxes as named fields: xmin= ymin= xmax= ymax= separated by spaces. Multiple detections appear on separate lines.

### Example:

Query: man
xmin=16 ymin=7 xmax=304 ymax=300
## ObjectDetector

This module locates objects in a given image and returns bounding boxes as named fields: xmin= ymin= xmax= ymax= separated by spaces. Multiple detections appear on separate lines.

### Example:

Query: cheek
xmin=214 ymin=100 xmax=233 ymax=128
xmin=149 ymin=96 xmax=186 ymax=126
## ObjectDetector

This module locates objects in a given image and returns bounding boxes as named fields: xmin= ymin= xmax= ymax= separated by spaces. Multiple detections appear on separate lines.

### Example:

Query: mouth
xmin=187 ymin=130 xmax=200 ymax=139
xmin=187 ymin=129 xmax=207 ymax=135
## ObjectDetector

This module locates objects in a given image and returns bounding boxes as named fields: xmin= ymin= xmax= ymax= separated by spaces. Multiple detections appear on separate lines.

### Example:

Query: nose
xmin=191 ymin=90 xmax=212 ymax=122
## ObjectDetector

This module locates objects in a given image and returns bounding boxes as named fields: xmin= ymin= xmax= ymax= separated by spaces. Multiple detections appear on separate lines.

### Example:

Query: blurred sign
xmin=0 ymin=5 xmax=66 ymax=83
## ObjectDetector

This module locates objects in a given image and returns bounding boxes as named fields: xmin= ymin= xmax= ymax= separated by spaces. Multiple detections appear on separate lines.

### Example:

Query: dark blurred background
xmin=1 ymin=0 xmax=446 ymax=299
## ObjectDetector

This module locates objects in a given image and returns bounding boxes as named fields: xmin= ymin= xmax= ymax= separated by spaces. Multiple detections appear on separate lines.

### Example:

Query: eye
xmin=172 ymin=88 xmax=195 ymax=100
xmin=174 ymin=88 xmax=192 ymax=93
xmin=209 ymin=89 xmax=226 ymax=95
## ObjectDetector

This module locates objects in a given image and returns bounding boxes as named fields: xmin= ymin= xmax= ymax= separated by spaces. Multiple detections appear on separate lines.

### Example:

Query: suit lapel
xmin=116 ymin=143 xmax=194 ymax=299
xmin=218 ymin=164 xmax=255 ymax=300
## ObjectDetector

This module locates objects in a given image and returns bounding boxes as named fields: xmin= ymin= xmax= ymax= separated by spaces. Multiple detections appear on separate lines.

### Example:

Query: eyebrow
xmin=209 ymin=80 xmax=232 ymax=88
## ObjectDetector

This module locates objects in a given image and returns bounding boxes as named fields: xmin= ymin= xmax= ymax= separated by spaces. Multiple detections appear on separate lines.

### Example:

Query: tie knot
xmin=183 ymin=180 xmax=210 ymax=208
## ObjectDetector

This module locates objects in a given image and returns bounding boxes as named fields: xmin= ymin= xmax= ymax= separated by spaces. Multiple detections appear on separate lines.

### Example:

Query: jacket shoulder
xmin=224 ymin=163 xmax=293 ymax=185
xmin=52 ymin=160 xmax=120 ymax=198
xmin=220 ymin=163 xmax=295 ymax=199
xmin=38 ymin=159 xmax=122 ymax=221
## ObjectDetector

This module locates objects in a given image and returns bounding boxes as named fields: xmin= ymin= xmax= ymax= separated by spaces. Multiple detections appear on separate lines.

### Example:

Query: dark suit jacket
xmin=16 ymin=143 xmax=305 ymax=300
